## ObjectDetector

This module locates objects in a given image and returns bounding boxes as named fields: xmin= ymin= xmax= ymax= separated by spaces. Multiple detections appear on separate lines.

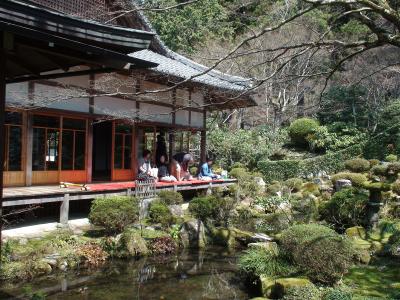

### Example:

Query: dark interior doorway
xmin=92 ymin=121 xmax=112 ymax=181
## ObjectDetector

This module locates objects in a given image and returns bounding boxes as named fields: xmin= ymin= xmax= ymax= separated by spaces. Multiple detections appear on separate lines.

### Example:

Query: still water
xmin=0 ymin=247 xmax=253 ymax=300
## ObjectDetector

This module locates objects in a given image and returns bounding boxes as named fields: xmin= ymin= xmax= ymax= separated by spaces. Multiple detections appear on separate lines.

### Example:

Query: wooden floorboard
xmin=2 ymin=179 xmax=237 ymax=207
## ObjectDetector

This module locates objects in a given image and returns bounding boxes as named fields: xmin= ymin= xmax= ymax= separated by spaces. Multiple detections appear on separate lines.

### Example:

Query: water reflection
xmin=1 ymin=247 xmax=250 ymax=300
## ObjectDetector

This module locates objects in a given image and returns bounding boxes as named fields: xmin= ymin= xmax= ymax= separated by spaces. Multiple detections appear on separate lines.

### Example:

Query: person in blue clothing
xmin=199 ymin=156 xmax=220 ymax=180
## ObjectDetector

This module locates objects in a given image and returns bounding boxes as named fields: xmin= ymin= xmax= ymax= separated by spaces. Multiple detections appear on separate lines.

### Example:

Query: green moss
xmin=346 ymin=226 xmax=367 ymax=239
xmin=344 ymin=258 xmax=400 ymax=299
xmin=260 ymin=276 xmax=313 ymax=299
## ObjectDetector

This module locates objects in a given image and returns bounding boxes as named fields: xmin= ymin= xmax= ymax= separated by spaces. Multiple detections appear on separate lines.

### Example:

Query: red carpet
xmin=81 ymin=179 xmax=226 ymax=192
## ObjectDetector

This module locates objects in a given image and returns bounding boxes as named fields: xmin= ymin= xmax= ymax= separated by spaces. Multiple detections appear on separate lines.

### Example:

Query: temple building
xmin=2 ymin=0 xmax=256 ymax=188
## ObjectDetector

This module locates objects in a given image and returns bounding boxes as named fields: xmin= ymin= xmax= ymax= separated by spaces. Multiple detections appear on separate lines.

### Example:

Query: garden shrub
xmin=288 ymin=118 xmax=320 ymax=147
xmin=229 ymin=168 xmax=262 ymax=198
xmin=331 ymin=172 xmax=367 ymax=187
xmin=267 ymin=181 xmax=283 ymax=195
xmin=89 ymin=196 xmax=139 ymax=233
xmin=323 ymin=288 xmax=352 ymax=300
xmin=238 ymin=247 xmax=295 ymax=278
xmin=307 ymin=122 xmax=366 ymax=153
xmin=207 ymin=126 xmax=286 ymax=170
xmin=387 ymin=230 xmax=400 ymax=258
xmin=148 ymin=200 xmax=176 ymax=228
xmin=320 ymin=187 xmax=369 ymax=230
xmin=386 ymin=154 xmax=398 ymax=162
xmin=371 ymin=164 xmax=388 ymax=176
xmin=392 ymin=181 xmax=400 ymax=195
xmin=258 ymin=160 xmax=302 ymax=182
xmin=387 ymin=162 xmax=400 ymax=175
xmin=189 ymin=196 xmax=217 ymax=221
xmin=363 ymin=100 xmax=400 ymax=159
xmin=156 ymin=190 xmax=183 ymax=205
xmin=344 ymin=158 xmax=370 ymax=172
xmin=301 ymin=182 xmax=320 ymax=196
xmin=284 ymin=178 xmax=303 ymax=192
xmin=279 ymin=224 xmax=355 ymax=284
xmin=148 ymin=236 xmax=177 ymax=255
xmin=229 ymin=167 xmax=248 ymax=179
xmin=257 ymin=212 xmax=292 ymax=233
xmin=369 ymin=159 xmax=380 ymax=167
xmin=283 ymin=284 xmax=321 ymax=300
xmin=258 ymin=144 xmax=363 ymax=182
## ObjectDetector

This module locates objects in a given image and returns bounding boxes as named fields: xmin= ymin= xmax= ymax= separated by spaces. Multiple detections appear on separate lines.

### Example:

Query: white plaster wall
xmin=191 ymin=111 xmax=204 ymax=128
xmin=140 ymin=103 xmax=172 ymax=124
xmin=176 ymin=110 xmax=189 ymax=126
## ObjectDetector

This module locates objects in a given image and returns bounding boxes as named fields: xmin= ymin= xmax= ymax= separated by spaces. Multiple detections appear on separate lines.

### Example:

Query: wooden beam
xmin=24 ymin=111 xmax=33 ymax=186
xmin=0 ymin=31 xmax=6 ymax=263
xmin=200 ymin=109 xmax=207 ymax=164
xmin=7 ymin=67 xmax=115 ymax=84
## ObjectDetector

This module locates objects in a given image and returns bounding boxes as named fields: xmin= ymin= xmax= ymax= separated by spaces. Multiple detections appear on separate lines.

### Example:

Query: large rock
xmin=345 ymin=226 xmax=367 ymax=239
xmin=254 ymin=177 xmax=266 ymax=193
xmin=335 ymin=179 xmax=352 ymax=191
xmin=260 ymin=276 xmax=312 ymax=299
xmin=212 ymin=227 xmax=238 ymax=248
xmin=168 ymin=204 xmax=184 ymax=218
xmin=248 ymin=242 xmax=278 ymax=254
xmin=180 ymin=219 xmax=207 ymax=249
xmin=35 ymin=260 xmax=53 ymax=275
xmin=118 ymin=229 xmax=149 ymax=257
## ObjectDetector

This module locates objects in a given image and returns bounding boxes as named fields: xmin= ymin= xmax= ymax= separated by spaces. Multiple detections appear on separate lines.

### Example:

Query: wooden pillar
xmin=25 ymin=112 xmax=33 ymax=186
xmin=59 ymin=193 xmax=70 ymax=225
xmin=0 ymin=31 xmax=6 ymax=258
xmin=169 ymin=89 xmax=177 ymax=163
xmin=87 ymin=73 xmax=95 ymax=183
xmin=200 ymin=109 xmax=207 ymax=163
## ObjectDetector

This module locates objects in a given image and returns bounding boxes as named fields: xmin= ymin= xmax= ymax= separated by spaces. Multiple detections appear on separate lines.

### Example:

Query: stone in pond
xmin=179 ymin=219 xmax=207 ymax=249
xmin=118 ymin=229 xmax=149 ymax=257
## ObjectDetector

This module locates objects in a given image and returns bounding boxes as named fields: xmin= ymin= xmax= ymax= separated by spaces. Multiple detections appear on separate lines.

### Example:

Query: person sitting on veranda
xmin=158 ymin=154 xmax=177 ymax=182
xmin=199 ymin=156 xmax=221 ymax=181
xmin=172 ymin=152 xmax=194 ymax=181
xmin=137 ymin=149 xmax=158 ymax=181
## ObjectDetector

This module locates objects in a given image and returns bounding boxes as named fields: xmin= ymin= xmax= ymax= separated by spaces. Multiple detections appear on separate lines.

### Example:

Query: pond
xmin=0 ymin=247 xmax=254 ymax=300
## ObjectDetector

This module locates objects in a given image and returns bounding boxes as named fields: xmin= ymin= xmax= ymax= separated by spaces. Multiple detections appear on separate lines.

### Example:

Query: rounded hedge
xmin=331 ymin=172 xmax=368 ymax=187
xmin=385 ymin=154 xmax=398 ymax=162
xmin=189 ymin=196 xmax=217 ymax=221
xmin=89 ymin=196 xmax=139 ymax=233
xmin=320 ymin=187 xmax=368 ymax=229
xmin=371 ymin=164 xmax=388 ymax=176
xmin=288 ymin=118 xmax=320 ymax=147
xmin=148 ymin=200 xmax=176 ymax=228
xmin=157 ymin=190 xmax=183 ymax=205
xmin=279 ymin=224 xmax=354 ymax=284
xmin=344 ymin=158 xmax=370 ymax=173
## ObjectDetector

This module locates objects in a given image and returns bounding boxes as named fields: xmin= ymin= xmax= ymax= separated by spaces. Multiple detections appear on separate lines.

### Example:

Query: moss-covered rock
xmin=248 ymin=242 xmax=279 ymax=255
xmin=345 ymin=226 xmax=367 ymax=239
xmin=260 ymin=275 xmax=312 ymax=299
xmin=118 ymin=229 xmax=149 ymax=257
xmin=179 ymin=219 xmax=207 ymax=249
xmin=212 ymin=227 xmax=238 ymax=248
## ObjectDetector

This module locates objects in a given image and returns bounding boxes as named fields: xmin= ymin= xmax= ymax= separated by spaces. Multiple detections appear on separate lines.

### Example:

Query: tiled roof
xmin=130 ymin=49 xmax=252 ymax=91
xmin=130 ymin=4 xmax=253 ymax=93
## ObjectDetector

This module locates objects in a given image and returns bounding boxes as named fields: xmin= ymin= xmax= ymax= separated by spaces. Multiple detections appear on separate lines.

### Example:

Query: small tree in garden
xmin=89 ymin=196 xmax=139 ymax=233
xmin=288 ymin=118 xmax=320 ymax=148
